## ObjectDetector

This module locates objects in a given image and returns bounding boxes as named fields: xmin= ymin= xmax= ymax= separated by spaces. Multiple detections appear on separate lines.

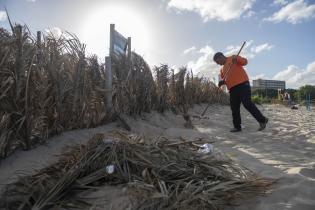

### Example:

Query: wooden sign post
xmin=106 ymin=23 xmax=132 ymax=113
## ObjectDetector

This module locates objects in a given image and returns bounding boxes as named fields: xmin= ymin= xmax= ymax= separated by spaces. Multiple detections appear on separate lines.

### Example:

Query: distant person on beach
xmin=284 ymin=92 xmax=292 ymax=105
xmin=213 ymin=52 xmax=268 ymax=132
xmin=279 ymin=90 xmax=284 ymax=101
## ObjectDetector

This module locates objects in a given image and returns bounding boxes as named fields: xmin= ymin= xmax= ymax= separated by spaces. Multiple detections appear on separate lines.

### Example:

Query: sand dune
xmin=0 ymin=104 xmax=314 ymax=210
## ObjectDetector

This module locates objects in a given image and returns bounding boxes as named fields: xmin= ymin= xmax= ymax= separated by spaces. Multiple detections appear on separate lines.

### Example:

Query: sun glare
xmin=80 ymin=5 xmax=151 ymax=60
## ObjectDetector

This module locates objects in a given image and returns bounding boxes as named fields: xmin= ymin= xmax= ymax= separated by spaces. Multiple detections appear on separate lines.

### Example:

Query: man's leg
xmin=230 ymin=89 xmax=242 ymax=130
xmin=240 ymin=84 xmax=266 ymax=123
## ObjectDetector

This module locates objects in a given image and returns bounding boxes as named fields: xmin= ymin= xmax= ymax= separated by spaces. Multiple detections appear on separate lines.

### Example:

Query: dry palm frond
xmin=0 ymin=131 xmax=274 ymax=210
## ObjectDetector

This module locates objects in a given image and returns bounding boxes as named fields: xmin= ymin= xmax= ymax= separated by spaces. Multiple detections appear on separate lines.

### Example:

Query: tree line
xmin=252 ymin=85 xmax=315 ymax=102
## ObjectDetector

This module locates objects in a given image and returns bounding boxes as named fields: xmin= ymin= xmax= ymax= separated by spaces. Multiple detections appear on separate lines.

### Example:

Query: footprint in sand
xmin=300 ymin=168 xmax=315 ymax=179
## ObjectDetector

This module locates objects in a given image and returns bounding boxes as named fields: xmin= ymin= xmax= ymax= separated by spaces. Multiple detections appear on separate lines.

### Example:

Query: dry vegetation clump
xmin=0 ymin=24 xmax=110 ymax=159
xmin=112 ymin=53 xmax=157 ymax=115
xmin=0 ymin=130 xmax=273 ymax=210
xmin=154 ymin=65 xmax=229 ymax=114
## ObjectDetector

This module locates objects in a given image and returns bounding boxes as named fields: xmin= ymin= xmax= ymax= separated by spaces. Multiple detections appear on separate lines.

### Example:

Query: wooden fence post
xmin=127 ymin=37 xmax=131 ymax=62
xmin=110 ymin=24 xmax=115 ymax=57
xmin=106 ymin=24 xmax=115 ymax=113
xmin=37 ymin=31 xmax=41 ymax=48
xmin=36 ymin=31 xmax=42 ymax=63
xmin=105 ymin=56 xmax=113 ymax=112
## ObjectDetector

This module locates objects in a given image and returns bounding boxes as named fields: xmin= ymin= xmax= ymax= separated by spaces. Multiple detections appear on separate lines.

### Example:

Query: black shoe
xmin=258 ymin=118 xmax=269 ymax=131
xmin=230 ymin=128 xmax=242 ymax=132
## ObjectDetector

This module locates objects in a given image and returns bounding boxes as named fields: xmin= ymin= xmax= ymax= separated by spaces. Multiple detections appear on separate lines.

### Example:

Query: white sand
xmin=192 ymin=104 xmax=315 ymax=210
xmin=0 ymin=104 xmax=314 ymax=210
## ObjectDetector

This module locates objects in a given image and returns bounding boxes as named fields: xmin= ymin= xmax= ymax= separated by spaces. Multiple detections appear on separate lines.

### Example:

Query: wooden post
xmin=15 ymin=25 xmax=23 ymax=98
xmin=307 ymin=93 xmax=311 ymax=110
xmin=127 ymin=37 xmax=131 ymax=62
xmin=36 ymin=31 xmax=41 ymax=48
xmin=107 ymin=24 xmax=115 ymax=113
xmin=36 ymin=31 xmax=42 ymax=63
xmin=126 ymin=37 xmax=132 ymax=79
xmin=105 ymin=56 xmax=113 ymax=112
xmin=110 ymin=24 xmax=115 ymax=57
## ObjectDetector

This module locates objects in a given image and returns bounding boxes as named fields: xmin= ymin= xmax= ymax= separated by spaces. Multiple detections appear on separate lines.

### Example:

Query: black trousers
xmin=229 ymin=81 xmax=266 ymax=129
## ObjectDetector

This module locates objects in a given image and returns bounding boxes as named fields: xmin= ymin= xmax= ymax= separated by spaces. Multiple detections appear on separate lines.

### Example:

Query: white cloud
xmin=225 ymin=41 xmax=274 ymax=59
xmin=0 ymin=10 xmax=7 ymax=22
xmin=265 ymin=0 xmax=315 ymax=24
xmin=251 ymin=43 xmax=274 ymax=54
xmin=241 ymin=59 xmax=315 ymax=88
xmin=183 ymin=46 xmax=197 ymax=55
xmin=225 ymin=40 xmax=255 ymax=58
xmin=26 ymin=0 xmax=36 ymax=2
xmin=244 ymin=10 xmax=256 ymax=18
xmin=186 ymin=41 xmax=274 ymax=80
xmin=187 ymin=45 xmax=218 ymax=79
xmin=272 ymin=60 xmax=315 ymax=88
xmin=167 ymin=0 xmax=256 ymax=22
xmin=45 ymin=27 xmax=62 ymax=38
xmin=273 ymin=0 xmax=288 ymax=6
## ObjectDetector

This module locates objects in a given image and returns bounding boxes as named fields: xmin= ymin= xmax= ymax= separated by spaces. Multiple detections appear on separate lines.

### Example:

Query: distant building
xmin=252 ymin=79 xmax=285 ymax=90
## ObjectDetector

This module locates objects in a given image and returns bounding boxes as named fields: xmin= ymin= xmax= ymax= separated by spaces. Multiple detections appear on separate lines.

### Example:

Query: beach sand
xmin=0 ymin=104 xmax=314 ymax=210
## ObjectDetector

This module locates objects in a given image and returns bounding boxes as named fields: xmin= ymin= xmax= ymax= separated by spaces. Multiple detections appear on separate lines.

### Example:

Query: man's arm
xmin=220 ymin=68 xmax=224 ymax=80
xmin=218 ymin=69 xmax=225 ymax=87
xmin=232 ymin=55 xmax=247 ymax=66
xmin=236 ymin=55 xmax=248 ymax=66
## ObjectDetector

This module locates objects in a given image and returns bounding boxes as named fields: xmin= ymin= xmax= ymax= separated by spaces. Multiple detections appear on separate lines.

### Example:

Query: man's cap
xmin=213 ymin=52 xmax=224 ymax=61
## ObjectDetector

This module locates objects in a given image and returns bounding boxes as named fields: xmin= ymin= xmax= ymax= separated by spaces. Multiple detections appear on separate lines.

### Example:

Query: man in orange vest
xmin=214 ymin=52 xmax=268 ymax=132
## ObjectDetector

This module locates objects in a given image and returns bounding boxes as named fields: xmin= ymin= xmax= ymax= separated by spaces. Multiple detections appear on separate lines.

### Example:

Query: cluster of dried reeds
xmin=0 ymin=23 xmax=228 ymax=159
xmin=112 ymin=57 xmax=230 ymax=116
xmin=154 ymin=65 xmax=229 ymax=113
xmin=0 ymin=24 xmax=109 ymax=159
xmin=111 ymin=53 xmax=157 ymax=115
xmin=0 ymin=130 xmax=273 ymax=210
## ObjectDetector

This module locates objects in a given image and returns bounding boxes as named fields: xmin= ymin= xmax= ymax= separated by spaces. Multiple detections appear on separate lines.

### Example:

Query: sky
xmin=0 ymin=0 xmax=315 ymax=88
